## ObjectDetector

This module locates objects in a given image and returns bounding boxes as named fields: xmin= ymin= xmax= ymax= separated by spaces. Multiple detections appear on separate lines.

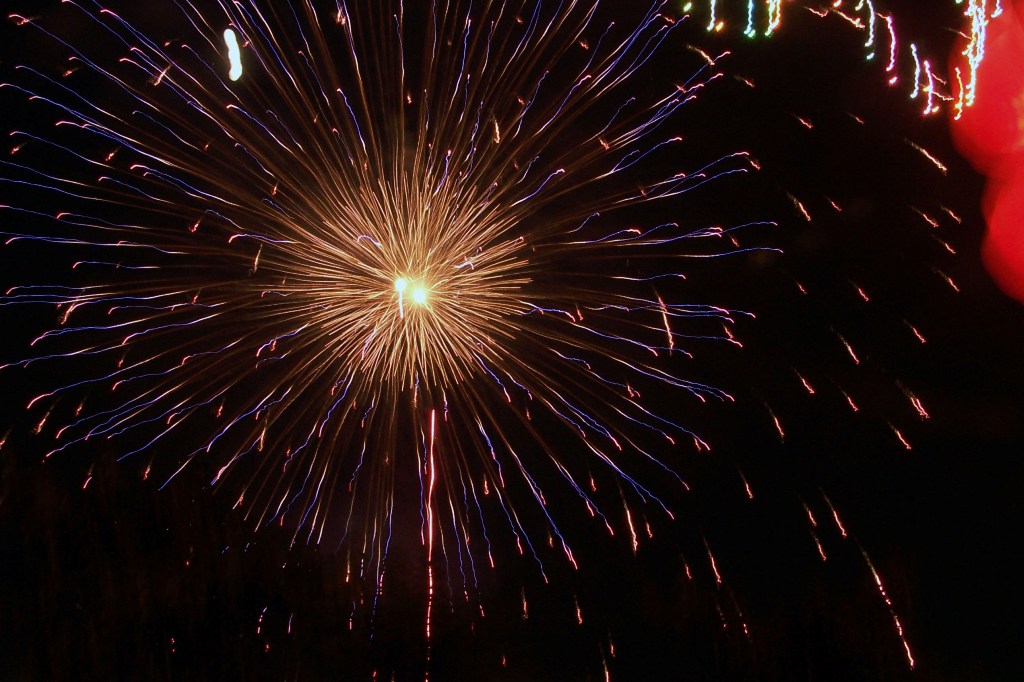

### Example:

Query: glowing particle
xmin=224 ymin=28 xmax=243 ymax=81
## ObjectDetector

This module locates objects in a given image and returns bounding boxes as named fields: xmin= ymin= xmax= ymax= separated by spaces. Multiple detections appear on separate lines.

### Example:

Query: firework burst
xmin=1 ymin=0 xmax=764 ymax=595
xmin=4 ymin=2 xmax=1017 ymax=679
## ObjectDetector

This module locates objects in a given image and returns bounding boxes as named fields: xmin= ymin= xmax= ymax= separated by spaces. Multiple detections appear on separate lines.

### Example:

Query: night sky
xmin=2 ymin=2 xmax=1023 ymax=680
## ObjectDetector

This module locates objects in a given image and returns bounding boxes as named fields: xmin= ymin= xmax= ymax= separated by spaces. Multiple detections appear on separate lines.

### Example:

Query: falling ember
xmin=862 ymin=548 xmax=916 ymax=670
xmin=821 ymin=492 xmax=848 ymax=538
xmin=904 ymin=320 xmax=928 ymax=344
xmin=811 ymin=530 xmax=827 ymax=561
xmin=890 ymin=425 xmax=912 ymax=450
xmin=624 ymin=502 xmax=639 ymax=554
xmin=768 ymin=406 xmax=785 ymax=441
xmin=802 ymin=501 xmax=818 ymax=528
xmin=898 ymin=384 xmax=930 ymax=420
xmin=739 ymin=468 xmax=754 ymax=500
xmin=837 ymin=333 xmax=861 ymax=365
xmin=705 ymin=539 xmax=722 ymax=586
xmin=788 ymin=192 xmax=812 ymax=222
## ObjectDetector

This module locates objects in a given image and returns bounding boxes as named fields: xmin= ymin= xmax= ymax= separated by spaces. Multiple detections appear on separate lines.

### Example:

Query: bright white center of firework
xmin=224 ymin=28 xmax=243 ymax=81
xmin=394 ymin=277 xmax=428 ymax=318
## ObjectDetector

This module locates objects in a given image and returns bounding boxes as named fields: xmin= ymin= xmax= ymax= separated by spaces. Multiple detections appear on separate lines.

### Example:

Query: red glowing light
xmin=951 ymin=2 xmax=1024 ymax=301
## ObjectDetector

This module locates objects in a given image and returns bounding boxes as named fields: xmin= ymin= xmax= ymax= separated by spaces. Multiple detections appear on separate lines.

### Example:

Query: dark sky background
xmin=2 ymin=2 xmax=1023 ymax=680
